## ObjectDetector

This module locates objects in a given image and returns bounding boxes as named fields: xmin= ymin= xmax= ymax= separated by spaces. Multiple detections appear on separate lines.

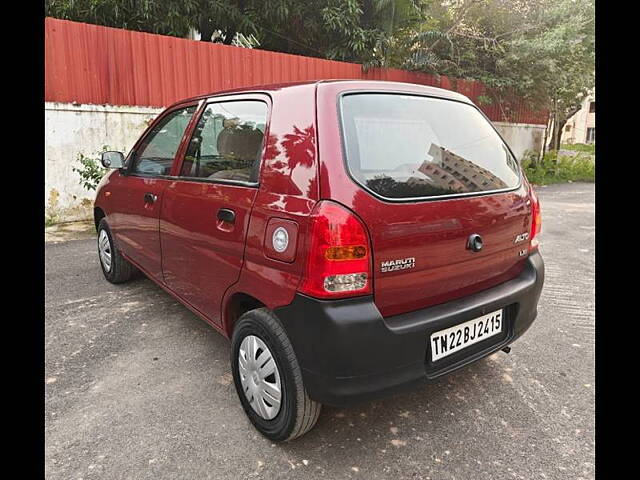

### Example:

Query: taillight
xmin=299 ymin=201 xmax=372 ymax=299
xmin=530 ymin=188 xmax=542 ymax=251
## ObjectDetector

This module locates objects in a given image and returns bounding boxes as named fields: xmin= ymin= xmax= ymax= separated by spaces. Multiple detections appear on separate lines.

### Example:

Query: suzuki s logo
xmin=381 ymin=257 xmax=415 ymax=273
xmin=514 ymin=232 xmax=529 ymax=243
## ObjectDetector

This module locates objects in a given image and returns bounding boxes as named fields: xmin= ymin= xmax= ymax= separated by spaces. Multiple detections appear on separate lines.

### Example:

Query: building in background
xmin=418 ymin=144 xmax=508 ymax=193
xmin=562 ymin=90 xmax=595 ymax=144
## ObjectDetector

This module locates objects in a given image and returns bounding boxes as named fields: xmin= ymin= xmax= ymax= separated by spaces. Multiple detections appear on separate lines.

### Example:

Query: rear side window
xmin=180 ymin=101 xmax=267 ymax=183
xmin=340 ymin=94 xmax=520 ymax=199
xmin=130 ymin=106 xmax=196 ymax=176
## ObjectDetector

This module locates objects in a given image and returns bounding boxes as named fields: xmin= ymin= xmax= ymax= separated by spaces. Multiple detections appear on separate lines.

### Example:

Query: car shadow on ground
xmin=134 ymin=271 xmax=519 ymax=457
xmin=278 ymin=359 xmax=506 ymax=448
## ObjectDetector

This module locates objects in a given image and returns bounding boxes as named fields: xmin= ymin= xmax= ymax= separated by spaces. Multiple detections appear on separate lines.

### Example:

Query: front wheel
xmin=230 ymin=308 xmax=321 ymax=442
xmin=97 ymin=218 xmax=136 ymax=284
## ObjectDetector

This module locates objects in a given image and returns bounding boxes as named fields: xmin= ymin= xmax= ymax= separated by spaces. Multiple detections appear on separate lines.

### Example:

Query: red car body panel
xmin=103 ymin=175 xmax=170 ymax=279
xmin=220 ymin=84 xmax=320 ymax=334
xmin=160 ymin=180 xmax=258 ymax=326
xmin=315 ymin=82 xmax=532 ymax=316
xmin=95 ymin=80 xmax=535 ymax=337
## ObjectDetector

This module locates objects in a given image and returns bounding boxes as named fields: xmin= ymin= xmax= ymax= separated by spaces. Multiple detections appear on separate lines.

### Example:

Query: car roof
xmin=171 ymin=79 xmax=471 ymax=107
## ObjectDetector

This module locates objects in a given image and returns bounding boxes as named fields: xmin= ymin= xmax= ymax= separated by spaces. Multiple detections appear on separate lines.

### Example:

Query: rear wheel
xmin=97 ymin=218 xmax=136 ymax=284
xmin=230 ymin=308 xmax=321 ymax=442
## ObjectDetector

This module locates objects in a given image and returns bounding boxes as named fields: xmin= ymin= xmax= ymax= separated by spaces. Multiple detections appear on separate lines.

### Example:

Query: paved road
xmin=45 ymin=183 xmax=595 ymax=479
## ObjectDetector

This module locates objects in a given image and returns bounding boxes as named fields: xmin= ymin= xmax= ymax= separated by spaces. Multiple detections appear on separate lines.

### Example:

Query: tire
xmin=97 ymin=218 xmax=136 ymax=284
xmin=230 ymin=308 xmax=322 ymax=442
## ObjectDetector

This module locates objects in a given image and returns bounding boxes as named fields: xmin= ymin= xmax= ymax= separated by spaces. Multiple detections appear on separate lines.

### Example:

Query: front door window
xmin=129 ymin=106 xmax=197 ymax=176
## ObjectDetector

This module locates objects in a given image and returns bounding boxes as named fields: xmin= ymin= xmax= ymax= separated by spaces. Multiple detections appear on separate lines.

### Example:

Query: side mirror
xmin=101 ymin=151 xmax=125 ymax=169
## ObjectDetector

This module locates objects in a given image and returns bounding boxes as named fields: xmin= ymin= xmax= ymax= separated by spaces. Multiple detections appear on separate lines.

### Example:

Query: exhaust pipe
xmin=502 ymin=346 xmax=511 ymax=354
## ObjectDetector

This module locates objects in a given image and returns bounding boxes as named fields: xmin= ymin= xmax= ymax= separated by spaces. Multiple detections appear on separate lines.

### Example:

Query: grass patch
xmin=522 ymin=151 xmax=595 ymax=185
xmin=560 ymin=143 xmax=595 ymax=154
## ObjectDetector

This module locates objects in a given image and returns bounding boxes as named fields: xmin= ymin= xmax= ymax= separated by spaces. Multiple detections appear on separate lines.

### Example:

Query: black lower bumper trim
xmin=274 ymin=251 xmax=544 ymax=407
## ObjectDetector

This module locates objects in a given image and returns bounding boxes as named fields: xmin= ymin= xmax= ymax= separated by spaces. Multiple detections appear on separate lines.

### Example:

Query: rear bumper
xmin=274 ymin=251 xmax=544 ymax=407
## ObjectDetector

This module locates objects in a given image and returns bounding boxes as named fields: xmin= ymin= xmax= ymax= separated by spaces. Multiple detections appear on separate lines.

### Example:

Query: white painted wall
xmin=45 ymin=102 xmax=163 ymax=222
xmin=493 ymin=122 xmax=546 ymax=161
xmin=45 ymin=102 xmax=547 ymax=223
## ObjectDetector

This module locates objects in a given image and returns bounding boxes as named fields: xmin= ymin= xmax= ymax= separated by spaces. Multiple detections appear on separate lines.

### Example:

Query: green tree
xmin=44 ymin=0 xmax=424 ymax=63
xmin=417 ymin=0 xmax=594 ymax=150
xmin=44 ymin=0 xmax=376 ymax=59
xmin=45 ymin=1 xmax=256 ymax=42
xmin=504 ymin=0 xmax=594 ymax=151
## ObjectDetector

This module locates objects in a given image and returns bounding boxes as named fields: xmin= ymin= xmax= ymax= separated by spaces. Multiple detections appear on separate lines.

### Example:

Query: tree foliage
xmin=72 ymin=148 xmax=109 ymax=191
xmin=420 ymin=0 xmax=594 ymax=149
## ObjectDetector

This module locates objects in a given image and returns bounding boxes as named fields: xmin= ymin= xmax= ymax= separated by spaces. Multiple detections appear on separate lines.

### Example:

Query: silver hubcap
xmin=98 ymin=229 xmax=112 ymax=272
xmin=238 ymin=335 xmax=282 ymax=420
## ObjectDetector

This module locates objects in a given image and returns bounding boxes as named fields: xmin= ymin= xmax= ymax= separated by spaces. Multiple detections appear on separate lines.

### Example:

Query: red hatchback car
xmin=94 ymin=80 xmax=544 ymax=441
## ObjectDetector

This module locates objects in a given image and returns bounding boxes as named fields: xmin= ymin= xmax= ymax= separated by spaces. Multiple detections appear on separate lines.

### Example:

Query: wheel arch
xmin=223 ymin=292 xmax=266 ymax=337
xmin=94 ymin=207 xmax=106 ymax=232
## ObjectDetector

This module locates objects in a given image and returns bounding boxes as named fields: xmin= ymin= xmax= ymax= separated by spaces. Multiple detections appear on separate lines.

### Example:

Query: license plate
xmin=430 ymin=309 xmax=503 ymax=361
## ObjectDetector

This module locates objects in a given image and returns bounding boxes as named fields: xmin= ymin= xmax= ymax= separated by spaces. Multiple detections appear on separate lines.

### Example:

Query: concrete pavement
xmin=45 ymin=182 xmax=595 ymax=479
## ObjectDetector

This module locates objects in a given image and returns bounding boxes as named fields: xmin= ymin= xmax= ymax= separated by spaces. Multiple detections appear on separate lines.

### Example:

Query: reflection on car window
xmin=180 ymin=101 xmax=267 ymax=183
xmin=130 ymin=106 xmax=196 ymax=176
xmin=341 ymin=94 xmax=520 ymax=199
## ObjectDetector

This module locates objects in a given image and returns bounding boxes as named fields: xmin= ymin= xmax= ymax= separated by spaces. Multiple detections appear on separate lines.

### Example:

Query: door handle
xmin=217 ymin=208 xmax=236 ymax=224
xmin=144 ymin=192 xmax=157 ymax=204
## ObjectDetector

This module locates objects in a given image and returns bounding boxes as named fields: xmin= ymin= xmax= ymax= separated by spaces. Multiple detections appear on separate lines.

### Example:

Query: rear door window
xmin=179 ymin=101 xmax=267 ymax=183
xmin=340 ymin=93 xmax=520 ymax=199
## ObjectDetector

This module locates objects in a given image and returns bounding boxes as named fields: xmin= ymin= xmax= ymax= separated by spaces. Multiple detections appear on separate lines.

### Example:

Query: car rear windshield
xmin=340 ymin=93 xmax=520 ymax=199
